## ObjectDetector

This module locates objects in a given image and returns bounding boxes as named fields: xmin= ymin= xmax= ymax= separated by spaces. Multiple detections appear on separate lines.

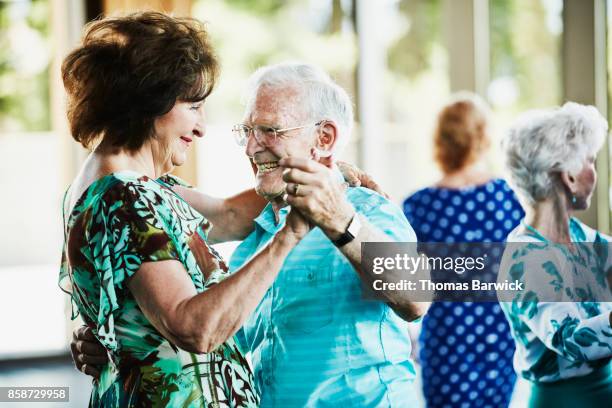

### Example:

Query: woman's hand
xmin=280 ymin=206 xmax=312 ymax=244
xmin=337 ymin=161 xmax=389 ymax=198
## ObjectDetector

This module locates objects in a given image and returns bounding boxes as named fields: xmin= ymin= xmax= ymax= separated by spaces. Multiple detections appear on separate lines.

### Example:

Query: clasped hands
xmin=280 ymin=157 xmax=358 ymax=241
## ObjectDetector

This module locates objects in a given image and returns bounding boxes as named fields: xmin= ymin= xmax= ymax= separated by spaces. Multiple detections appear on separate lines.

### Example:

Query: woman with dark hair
xmin=59 ymin=12 xmax=308 ymax=406
xmin=499 ymin=102 xmax=612 ymax=407
xmin=403 ymin=93 xmax=523 ymax=407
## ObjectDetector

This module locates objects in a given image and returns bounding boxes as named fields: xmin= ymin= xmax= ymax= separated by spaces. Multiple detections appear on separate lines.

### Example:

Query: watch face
xmin=347 ymin=213 xmax=361 ymax=238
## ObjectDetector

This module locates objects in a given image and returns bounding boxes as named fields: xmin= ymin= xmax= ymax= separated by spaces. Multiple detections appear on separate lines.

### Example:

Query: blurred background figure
xmin=403 ymin=93 xmax=524 ymax=407
xmin=499 ymin=102 xmax=612 ymax=407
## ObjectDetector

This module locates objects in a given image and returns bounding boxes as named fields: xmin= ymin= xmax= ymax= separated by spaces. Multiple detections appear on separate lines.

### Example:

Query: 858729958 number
xmin=0 ymin=387 xmax=69 ymax=402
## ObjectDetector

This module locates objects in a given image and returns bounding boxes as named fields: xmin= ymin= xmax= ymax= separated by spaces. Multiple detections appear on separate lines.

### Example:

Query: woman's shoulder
xmin=402 ymin=187 xmax=439 ymax=218
xmin=408 ymin=177 xmax=510 ymax=196
xmin=403 ymin=186 xmax=444 ymax=207
xmin=569 ymin=217 xmax=612 ymax=243
xmin=506 ymin=224 xmax=536 ymax=243
xmin=97 ymin=171 xmax=171 ymax=209
xmin=67 ymin=171 xmax=173 ymax=229
xmin=157 ymin=173 xmax=193 ymax=188
xmin=403 ymin=178 xmax=517 ymax=208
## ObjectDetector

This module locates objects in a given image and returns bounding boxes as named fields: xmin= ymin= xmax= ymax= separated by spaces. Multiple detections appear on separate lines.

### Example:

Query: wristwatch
xmin=332 ymin=213 xmax=362 ymax=247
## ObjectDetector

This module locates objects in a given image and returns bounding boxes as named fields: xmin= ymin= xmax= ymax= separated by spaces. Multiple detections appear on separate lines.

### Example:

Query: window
xmin=0 ymin=0 xmax=66 ymax=357
xmin=382 ymin=0 xmax=449 ymax=200
xmin=0 ymin=0 xmax=51 ymax=132
xmin=488 ymin=0 xmax=563 ymax=171
xmin=192 ymin=0 xmax=358 ymax=257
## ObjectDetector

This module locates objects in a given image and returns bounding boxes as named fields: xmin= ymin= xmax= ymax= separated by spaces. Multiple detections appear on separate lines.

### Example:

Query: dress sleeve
xmin=158 ymin=173 xmax=193 ymax=188
xmin=520 ymin=302 xmax=612 ymax=363
xmin=509 ymin=252 xmax=612 ymax=363
xmin=88 ymin=182 xmax=180 ymax=352
xmin=593 ymin=231 xmax=612 ymax=291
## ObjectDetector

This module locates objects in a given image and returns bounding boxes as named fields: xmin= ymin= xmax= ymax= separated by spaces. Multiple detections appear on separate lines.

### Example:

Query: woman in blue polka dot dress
xmin=403 ymin=93 xmax=524 ymax=407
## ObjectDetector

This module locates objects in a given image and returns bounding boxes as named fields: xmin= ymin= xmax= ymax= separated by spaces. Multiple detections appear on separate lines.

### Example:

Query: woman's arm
xmin=173 ymin=185 xmax=266 ymax=244
xmin=128 ymin=209 xmax=308 ymax=354
xmin=520 ymin=301 xmax=612 ymax=362
xmin=511 ymin=254 xmax=612 ymax=363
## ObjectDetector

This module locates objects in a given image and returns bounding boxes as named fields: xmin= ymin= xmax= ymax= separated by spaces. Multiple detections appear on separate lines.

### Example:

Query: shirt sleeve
xmin=510 ymin=253 xmax=612 ymax=363
xmin=354 ymin=189 xmax=417 ymax=243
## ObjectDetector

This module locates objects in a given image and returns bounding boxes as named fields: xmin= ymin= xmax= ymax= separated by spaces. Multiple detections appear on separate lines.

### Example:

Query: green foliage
xmin=489 ymin=0 xmax=515 ymax=77
xmin=193 ymin=0 xmax=357 ymax=123
xmin=0 ymin=0 xmax=51 ymax=132
xmin=489 ymin=0 xmax=562 ymax=111
xmin=223 ymin=0 xmax=288 ymax=15
xmin=387 ymin=0 xmax=442 ymax=79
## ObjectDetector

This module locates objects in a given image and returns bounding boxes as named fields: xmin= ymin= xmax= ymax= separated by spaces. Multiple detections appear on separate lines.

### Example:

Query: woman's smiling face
xmin=153 ymin=101 xmax=206 ymax=171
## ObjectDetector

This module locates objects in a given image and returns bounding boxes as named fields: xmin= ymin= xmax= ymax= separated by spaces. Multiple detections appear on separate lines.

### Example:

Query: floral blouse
xmin=499 ymin=218 xmax=612 ymax=383
xmin=59 ymin=171 xmax=258 ymax=407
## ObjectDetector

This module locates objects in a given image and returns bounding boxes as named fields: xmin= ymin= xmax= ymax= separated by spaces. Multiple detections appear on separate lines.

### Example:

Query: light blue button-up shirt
xmin=229 ymin=185 xmax=419 ymax=407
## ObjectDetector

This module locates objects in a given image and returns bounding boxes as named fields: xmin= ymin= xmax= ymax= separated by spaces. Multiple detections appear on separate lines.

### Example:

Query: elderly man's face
xmin=244 ymin=85 xmax=318 ymax=200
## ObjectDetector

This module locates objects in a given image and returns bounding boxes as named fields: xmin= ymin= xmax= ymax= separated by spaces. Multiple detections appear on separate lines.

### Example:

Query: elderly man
xmin=228 ymin=63 xmax=426 ymax=406
xmin=71 ymin=63 xmax=427 ymax=407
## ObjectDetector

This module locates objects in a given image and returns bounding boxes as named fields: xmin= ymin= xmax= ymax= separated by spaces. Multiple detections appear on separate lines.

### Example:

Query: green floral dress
xmin=499 ymin=218 xmax=612 ymax=406
xmin=59 ymin=171 xmax=259 ymax=407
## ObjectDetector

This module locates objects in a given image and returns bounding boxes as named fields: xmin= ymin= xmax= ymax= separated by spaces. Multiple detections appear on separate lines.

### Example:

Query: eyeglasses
xmin=232 ymin=121 xmax=323 ymax=147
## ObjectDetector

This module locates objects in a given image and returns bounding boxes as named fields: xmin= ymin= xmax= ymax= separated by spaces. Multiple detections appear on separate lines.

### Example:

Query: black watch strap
xmin=333 ymin=231 xmax=354 ymax=247
xmin=332 ymin=214 xmax=361 ymax=248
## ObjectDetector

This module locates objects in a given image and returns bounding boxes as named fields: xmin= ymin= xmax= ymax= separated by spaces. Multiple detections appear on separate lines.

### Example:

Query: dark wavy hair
xmin=62 ymin=11 xmax=218 ymax=150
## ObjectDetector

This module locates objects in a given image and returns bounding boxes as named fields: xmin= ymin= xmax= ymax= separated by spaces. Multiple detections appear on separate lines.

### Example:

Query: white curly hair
xmin=242 ymin=62 xmax=354 ymax=154
xmin=502 ymin=102 xmax=608 ymax=205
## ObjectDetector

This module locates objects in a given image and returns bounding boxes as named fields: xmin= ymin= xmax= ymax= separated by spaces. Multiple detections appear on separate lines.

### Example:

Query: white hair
xmin=501 ymin=102 xmax=608 ymax=204
xmin=243 ymin=62 xmax=354 ymax=153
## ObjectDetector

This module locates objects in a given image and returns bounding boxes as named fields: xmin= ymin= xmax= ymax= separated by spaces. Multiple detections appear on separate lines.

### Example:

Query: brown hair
xmin=433 ymin=93 xmax=491 ymax=174
xmin=62 ymin=11 xmax=218 ymax=150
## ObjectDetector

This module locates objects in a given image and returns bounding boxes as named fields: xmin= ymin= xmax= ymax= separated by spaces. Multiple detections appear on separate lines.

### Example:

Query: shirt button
xmin=266 ymin=330 xmax=273 ymax=339
xmin=307 ymin=272 xmax=314 ymax=280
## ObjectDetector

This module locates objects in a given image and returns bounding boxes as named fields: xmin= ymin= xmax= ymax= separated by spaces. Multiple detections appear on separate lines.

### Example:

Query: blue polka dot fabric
xmin=403 ymin=178 xmax=524 ymax=408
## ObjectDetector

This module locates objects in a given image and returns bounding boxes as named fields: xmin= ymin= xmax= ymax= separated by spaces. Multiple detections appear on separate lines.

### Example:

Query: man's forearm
xmin=324 ymin=213 xmax=429 ymax=321
xmin=173 ymin=186 xmax=265 ymax=243
xmin=223 ymin=189 xmax=267 ymax=241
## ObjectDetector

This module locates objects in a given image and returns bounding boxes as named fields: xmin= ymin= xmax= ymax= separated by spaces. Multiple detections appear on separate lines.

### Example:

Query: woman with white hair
xmin=499 ymin=102 xmax=612 ymax=406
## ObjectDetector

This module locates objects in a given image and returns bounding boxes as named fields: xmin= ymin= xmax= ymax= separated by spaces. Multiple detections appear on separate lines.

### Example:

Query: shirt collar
xmin=254 ymin=202 xmax=290 ymax=234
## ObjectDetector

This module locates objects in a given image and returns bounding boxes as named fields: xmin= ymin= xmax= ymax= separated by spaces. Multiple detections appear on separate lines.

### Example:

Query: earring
xmin=571 ymin=194 xmax=577 ymax=204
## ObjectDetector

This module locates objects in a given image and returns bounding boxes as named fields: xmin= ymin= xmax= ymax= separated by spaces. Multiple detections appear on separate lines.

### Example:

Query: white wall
xmin=0 ymin=133 xmax=64 ymax=266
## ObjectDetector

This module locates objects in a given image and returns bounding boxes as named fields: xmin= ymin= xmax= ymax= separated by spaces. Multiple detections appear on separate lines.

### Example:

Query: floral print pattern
xmin=59 ymin=171 xmax=258 ymax=407
xmin=499 ymin=218 xmax=612 ymax=383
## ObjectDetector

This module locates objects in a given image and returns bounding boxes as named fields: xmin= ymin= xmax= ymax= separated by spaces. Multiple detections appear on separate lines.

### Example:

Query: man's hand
xmin=280 ymin=157 xmax=355 ymax=241
xmin=70 ymin=326 xmax=108 ymax=380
